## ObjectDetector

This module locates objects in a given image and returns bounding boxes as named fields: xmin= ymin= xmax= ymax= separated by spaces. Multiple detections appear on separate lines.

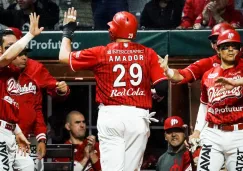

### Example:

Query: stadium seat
xmin=44 ymin=144 xmax=74 ymax=171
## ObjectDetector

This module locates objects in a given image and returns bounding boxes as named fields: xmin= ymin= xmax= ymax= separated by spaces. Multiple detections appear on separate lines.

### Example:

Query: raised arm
xmin=0 ymin=13 xmax=43 ymax=67
xmin=59 ymin=7 xmax=77 ymax=64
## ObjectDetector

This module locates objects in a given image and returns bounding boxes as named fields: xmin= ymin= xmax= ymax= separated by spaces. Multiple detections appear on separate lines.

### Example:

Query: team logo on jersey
xmin=170 ymin=119 xmax=179 ymax=126
xmin=6 ymin=78 xmax=19 ymax=95
xmin=213 ymin=63 xmax=220 ymax=67
xmin=208 ymin=73 xmax=218 ymax=78
xmin=19 ymin=82 xmax=37 ymax=95
xmin=208 ymin=86 xmax=242 ymax=104
xmin=123 ymin=43 xmax=128 ymax=48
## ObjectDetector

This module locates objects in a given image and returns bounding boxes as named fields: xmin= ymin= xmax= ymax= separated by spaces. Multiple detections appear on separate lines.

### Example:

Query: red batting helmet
xmin=208 ymin=23 xmax=234 ymax=40
xmin=217 ymin=29 xmax=241 ymax=46
xmin=107 ymin=11 xmax=138 ymax=41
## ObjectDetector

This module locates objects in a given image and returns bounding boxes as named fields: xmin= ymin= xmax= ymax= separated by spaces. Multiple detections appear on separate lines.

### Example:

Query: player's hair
xmin=65 ymin=110 xmax=84 ymax=123
xmin=0 ymin=29 xmax=15 ymax=46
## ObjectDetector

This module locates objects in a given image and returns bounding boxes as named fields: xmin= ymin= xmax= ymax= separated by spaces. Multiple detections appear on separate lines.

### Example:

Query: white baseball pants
xmin=197 ymin=125 xmax=243 ymax=171
xmin=97 ymin=105 xmax=150 ymax=171
xmin=0 ymin=127 xmax=16 ymax=171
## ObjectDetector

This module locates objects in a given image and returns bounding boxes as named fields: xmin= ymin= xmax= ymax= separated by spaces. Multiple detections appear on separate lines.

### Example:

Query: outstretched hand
xmin=63 ymin=7 xmax=77 ymax=26
xmin=215 ymin=77 xmax=239 ymax=90
xmin=29 ymin=12 xmax=44 ymax=36
xmin=158 ymin=54 xmax=169 ymax=71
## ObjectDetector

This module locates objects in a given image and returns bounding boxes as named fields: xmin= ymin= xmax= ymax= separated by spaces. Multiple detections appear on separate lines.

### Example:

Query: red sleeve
xmin=34 ymin=64 xmax=70 ymax=99
xmin=34 ymin=64 xmax=57 ymax=90
xmin=69 ymin=46 xmax=101 ymax=71
xmin=180 ymin=0 xmax=194 ymax=28
xmin=179 ymin=58 xmax=213 ymax=83
xmin=149 ymin=49 xmax=167 ymax=84
xmin=200 ymin=73 xmax=208 ymax=104
xmin=194 ymin=14 xmax=203 ymax=25
xmin=33 ymin=91 xmax=47 ymax=141
xmin=182 ymin=151 xmax=193 ymax=171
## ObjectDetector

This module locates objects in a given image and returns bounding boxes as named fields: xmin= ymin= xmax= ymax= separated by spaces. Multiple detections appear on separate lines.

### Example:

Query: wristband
xmin=62 ymin=22 xmax=77 ymax=40
xmin=14 ymin=124 xmax=22 ymax=135
xmin=164 ymin=68 xmax=174 ymax=78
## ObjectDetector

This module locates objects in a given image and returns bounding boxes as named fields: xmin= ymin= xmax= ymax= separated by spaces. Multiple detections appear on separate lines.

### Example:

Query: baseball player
xmin=0 ymin=13 xmax=43 ymax=171
xmin=159 ymin=22 xmax=233 ymax=84
xmin=3 ymin=28 xmax=70 ymax=171
xmin=54 ymin=111 xmax=101 ymax=171
xmin=156 ymin=116 xmax=195 ymax=171
xmin=59 ymin=7 xmax=168 ymax=171
xmin=192 ymin=29 xmax=243 ymax=171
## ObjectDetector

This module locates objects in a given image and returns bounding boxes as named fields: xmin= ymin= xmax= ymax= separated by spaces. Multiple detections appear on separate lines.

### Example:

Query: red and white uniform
xmin=54 ymin=139 xmax=101 ymax=171
xmin=194 ymin=0 xmax=243 ymax=28
xmin=18 ymin=59 xmax=69 ymax=141
xmin=14 ymin=59 xmax=70 ymax=171
xmin=179 ymin=55 xmax=220 ymax=84
xmin=201 ymin=59 xmax=243 ymax=124
xmin=69 ymin=42 xmax=165 ymax=171
xmin=0 ymin=65 xmax=20 ymax=171
xmin=197 ymin=59 xmax=243 ymax=171
xmin=69 ymin=42 xmax=166 ymax=109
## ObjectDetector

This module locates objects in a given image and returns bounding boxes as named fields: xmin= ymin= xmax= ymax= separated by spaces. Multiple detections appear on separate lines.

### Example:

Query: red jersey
xmin=180 ymin=0 xmax=208 ymax=28
xmin=179 ymin=55 xmax=221 ymax=84
xmin=69 ymin=42 xmax=166 ymax=109
xmin=18 ymin=59 xmax=69 ymax=141
xmin=201 ymin=59 xmax=243 ymax=124
xmin=54 ymin=139 xmax=101 ymax=171
xmin=0 ymin=65 xmax=20 ymax=123
xmin=194 ymin=0 xmax=243 ymax=28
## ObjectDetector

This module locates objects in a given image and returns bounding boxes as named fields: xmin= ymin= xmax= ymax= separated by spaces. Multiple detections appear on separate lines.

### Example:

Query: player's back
xmin=94 ymin=42 xmax=163 ymax=109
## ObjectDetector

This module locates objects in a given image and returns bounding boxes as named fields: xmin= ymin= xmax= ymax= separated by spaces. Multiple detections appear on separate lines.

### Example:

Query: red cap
xmin=164 ymin=116 xmax=184 ymax=130
xmin=9 ymin=27 xmax=22 ymax=40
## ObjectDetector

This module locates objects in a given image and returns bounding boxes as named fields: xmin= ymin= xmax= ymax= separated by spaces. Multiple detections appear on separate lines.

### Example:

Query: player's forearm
xmin=90 ymin=152 xmax=99 ymax=165
xmin=0 ymin=32 xmax=34 ymax=67
xmin=194 ymin=103 xmax=207 ymax=132
xmin=164 ymin=68 xmax=184 ymax=82
xmin=59 ymin=37 xmax=72 ymax=64
xmin=78 ymin=157 xmax=89 ymax=168
xmin=235 ymin=78 xmax=243 ymax=86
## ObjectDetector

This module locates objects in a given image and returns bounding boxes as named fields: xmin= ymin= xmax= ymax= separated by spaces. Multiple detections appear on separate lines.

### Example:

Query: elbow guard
xmin=154 ymin=80 xmax=168 ymax=97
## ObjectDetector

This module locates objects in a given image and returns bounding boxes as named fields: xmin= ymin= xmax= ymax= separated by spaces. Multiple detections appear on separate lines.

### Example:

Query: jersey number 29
xmin=113 ymin=63 xmax=142 ymax=87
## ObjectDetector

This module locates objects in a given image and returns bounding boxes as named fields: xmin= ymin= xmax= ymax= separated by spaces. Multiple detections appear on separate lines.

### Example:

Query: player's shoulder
xmin=27 ymin=58 xmax=43 ymax=68
xmin=86 ymin=45 xmax=106 ymax=52
xmin=238 ymin=58 xmax=243 ymax=66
